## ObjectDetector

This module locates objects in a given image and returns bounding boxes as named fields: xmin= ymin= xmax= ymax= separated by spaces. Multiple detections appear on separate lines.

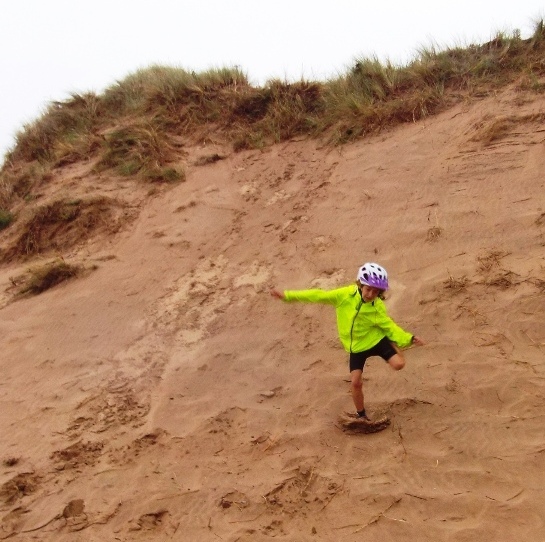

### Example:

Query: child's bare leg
xmin=350 ymin=369 xmax=365 ymax=411
xmin=387 ymin=343 xmax=405 ymax=371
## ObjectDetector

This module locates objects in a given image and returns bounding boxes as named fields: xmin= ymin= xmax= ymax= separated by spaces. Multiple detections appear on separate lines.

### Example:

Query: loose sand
xmin=1 ymin=83 xmax=545 ymax=541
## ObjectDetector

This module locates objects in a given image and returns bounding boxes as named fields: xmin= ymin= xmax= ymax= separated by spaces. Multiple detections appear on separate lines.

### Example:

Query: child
xmin=271 ymin=262 xmax=425 ymax=421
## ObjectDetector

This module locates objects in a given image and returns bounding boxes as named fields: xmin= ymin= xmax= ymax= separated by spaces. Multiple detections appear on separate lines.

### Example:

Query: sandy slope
xmin=1 ymin=83 xmax=545 ymax=541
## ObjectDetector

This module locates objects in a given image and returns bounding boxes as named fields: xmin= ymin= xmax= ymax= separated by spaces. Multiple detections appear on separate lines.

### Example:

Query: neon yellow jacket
xmin=283 ymin=284 xmax=413 ymax=353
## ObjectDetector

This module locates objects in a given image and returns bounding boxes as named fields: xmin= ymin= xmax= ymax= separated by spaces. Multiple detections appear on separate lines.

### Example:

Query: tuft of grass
xmin=517 ymin=71 xmax=544 ymax=93
xmin=471 ymin=115 xmax=515 ymax=145
xmin=324 ymin=71 xmax=444 ymax=144
xmin=231 ymin=80 xmax=323 ymax=148
xmin=142 ymin=166 xmax=185 ymax=183
xmin=18 ymin=259 xmax=81 ymax=296
xmin=3 ymin=197 xmax=123 ymax=262
xmin=444 ymin=273 xmax=468 ymax=292
xmin=100 ymin=65 xmax=248 ymax=123
xmin=0 ymin=209 xmax=14 ymax=229
xmin=95 ymin=121 xmax=183 ymax=182
xmin=258 ymin=80 xmax=323 ymax=141
xmin=194 ymin=153 xmax=225 ymax=166
xmin=472 ymin=112 xmax=545 ymax=145
xmin=0 ymin=162 xmax=53 ymax=206
xmin=476 ymin=250 xmax=509 ymax=274
xmin=232 ymin=130 xmax=266 ymax=152
xmin=484 ymin=270 xmax=516 ymax=289
xmin=7 ymin=93 xmax=103 ymax=166
xmin=348 ymin=57 xmax=397 ymax=100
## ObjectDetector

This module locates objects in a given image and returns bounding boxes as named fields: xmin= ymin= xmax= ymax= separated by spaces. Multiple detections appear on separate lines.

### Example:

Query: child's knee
xmin=350 ymin=372 xmax=363 ymax=389
xmin=389 ymin=354 xmax=405 ymax=371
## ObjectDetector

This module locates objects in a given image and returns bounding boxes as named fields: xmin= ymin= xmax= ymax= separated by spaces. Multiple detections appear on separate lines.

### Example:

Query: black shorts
xmin=349 ymin=337 xmax=397 ymax=372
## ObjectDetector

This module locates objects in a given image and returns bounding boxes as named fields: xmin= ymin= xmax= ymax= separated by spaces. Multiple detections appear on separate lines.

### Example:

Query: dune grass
xmin=2 ymin=196 xmax=123 ymax=262
xmin=17 ymin=259 xmax=82 ymax=296
xmin=94 ymin=121 xmax=184 ymax=182
xmin=0 ymin=21 xmax=544 ymax=215
xmin=0 ymin=209 xmax=13 ymax=230
xmin=7 ymin=92 xmax=103 ymax=166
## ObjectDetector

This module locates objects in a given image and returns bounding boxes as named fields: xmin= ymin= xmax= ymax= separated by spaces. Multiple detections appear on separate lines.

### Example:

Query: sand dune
xmin=1 ymin=82 xmax=545 ymax=541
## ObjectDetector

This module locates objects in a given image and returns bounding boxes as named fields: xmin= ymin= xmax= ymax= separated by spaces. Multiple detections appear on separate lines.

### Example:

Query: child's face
xmin=360 ymin=284 xmax=382 ymax=302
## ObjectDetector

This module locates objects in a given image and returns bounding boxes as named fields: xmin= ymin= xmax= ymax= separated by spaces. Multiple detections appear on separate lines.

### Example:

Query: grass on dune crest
xmin=1 ymin=21 xmax=544 ymax=214
xmin=94 ymin=121 xmax=185 ymax=183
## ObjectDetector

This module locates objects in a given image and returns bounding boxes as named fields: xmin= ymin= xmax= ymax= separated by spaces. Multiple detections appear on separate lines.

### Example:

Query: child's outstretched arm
xmin=271 ymin=286 xmax=345 ymax=305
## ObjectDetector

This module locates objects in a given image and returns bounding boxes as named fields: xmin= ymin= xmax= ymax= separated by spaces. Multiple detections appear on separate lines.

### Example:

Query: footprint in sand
xmin=220 ymin=490 xmax=250 ymax=509
xmin=0 ymin=506 xmax=29 ymax=535
xmin=129 ymin=510 xmax=169 ymax=531
xmin=263 ymin=463 xmax=341 ymax=514
xmin=1 ymin=472 xmax=40 ymax=504
xmin=262 ymin=519 xmax=286 ymax=536
xmin=67 ymin=383 xmax=149 ymax=437
xmin=62 ymin=499 xmax=88 ymax=531
xmin=50 ymin=440 xmax=105 ymax=470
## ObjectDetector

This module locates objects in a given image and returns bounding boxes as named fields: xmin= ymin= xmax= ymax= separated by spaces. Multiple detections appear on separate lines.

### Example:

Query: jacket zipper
xmin=349 ymin=299 xmax=362 ymax=353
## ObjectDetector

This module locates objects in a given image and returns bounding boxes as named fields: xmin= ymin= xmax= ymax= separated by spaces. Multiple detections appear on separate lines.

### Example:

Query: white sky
xmin=1 ymin=0 xmax=543 ymax=160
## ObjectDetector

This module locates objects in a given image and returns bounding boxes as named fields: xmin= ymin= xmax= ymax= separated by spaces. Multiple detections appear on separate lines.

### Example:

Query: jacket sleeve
xmin=283 ymin=288 xmax=343 ymax=306
xmin=374 ymin=304 xmax=413 ymax=348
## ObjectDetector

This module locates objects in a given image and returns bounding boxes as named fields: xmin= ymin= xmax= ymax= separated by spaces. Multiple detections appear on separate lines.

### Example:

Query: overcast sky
xmin=1 ymin=0 xmax=543 ymax=160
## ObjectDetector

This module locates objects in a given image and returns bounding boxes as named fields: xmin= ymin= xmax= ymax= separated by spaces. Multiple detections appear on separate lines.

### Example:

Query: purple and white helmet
xmin=356 ymin=262 xmax=389 ymax=290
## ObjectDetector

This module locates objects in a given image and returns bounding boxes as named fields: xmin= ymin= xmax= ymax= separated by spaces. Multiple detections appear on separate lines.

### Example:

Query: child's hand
xmin=270 ymin=289 xmax=285 ymax=300
xmin=412 ymin=336 xmax=425 ymax=346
